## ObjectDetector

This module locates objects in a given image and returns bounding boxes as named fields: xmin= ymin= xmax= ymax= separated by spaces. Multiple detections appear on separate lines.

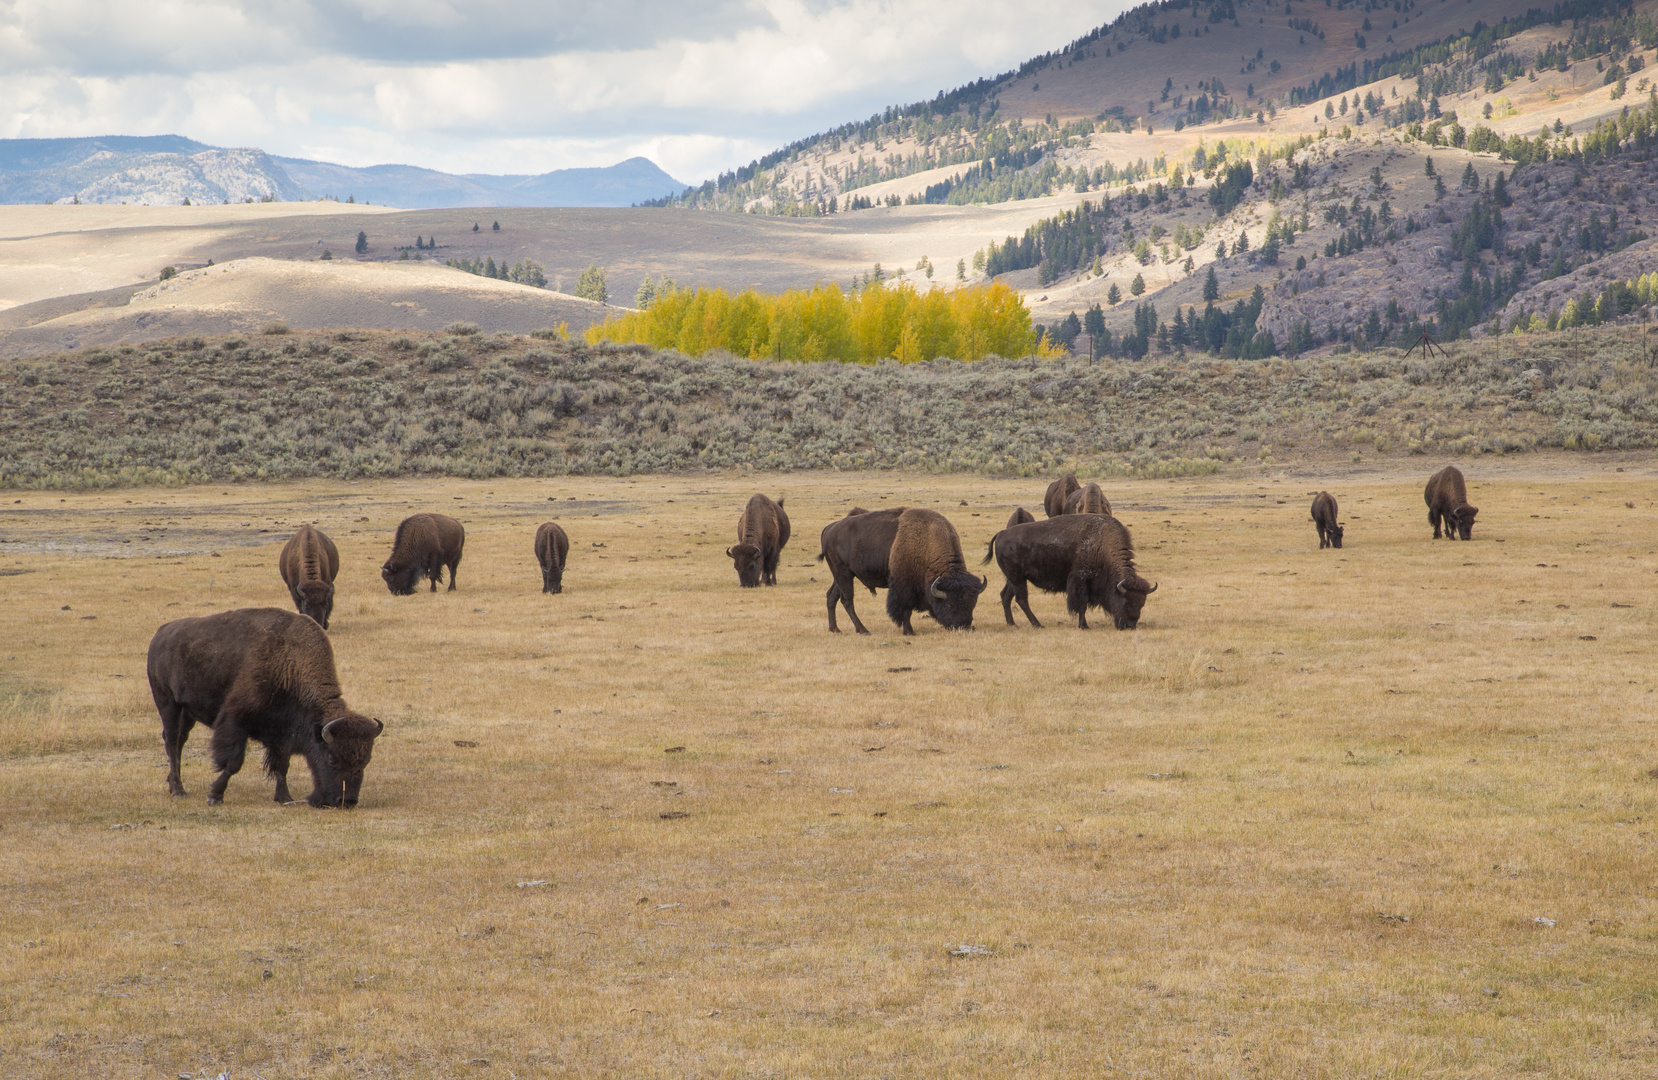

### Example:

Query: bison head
xmin=1110 ymin=574 xmax=1159 ymax=630
xmin=1450 ymin=505 xmax=1478 ymax=540
xmin=926 ymin=570 xmax=988 ymax=630
xmin=727 ymin=543 xmax=764 ymax=587
xmin=381 ymin=559 xmax=420 ymax=596
xmin=1329 ymin=523 xmax=1345 ymax=549
xmin=309 ymin=715 xmax=384 ymax=808
xmin=295 ymin=580 xmax=335 ymax=628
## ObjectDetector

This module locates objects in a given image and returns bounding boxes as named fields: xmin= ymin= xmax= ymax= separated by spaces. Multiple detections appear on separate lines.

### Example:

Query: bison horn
xmin=725 ymin=547 xmax=734 ymax=558
xmin=930 ymin=577 xmax=947 ymax=600
xmin=1143 ymin=580 xmax=1158 ymax=594
xmin=372 ymin=718 xmax=384 ymax=735
xmin=978 ymin=575 xmax=988 ymax=591
xmin=321 ymin=717 xmax=342 ymax=744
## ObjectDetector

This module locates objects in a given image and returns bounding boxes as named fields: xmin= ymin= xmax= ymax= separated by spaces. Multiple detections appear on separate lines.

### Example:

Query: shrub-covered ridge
xmin=3 ymin=327 xmax=1656 ymax=489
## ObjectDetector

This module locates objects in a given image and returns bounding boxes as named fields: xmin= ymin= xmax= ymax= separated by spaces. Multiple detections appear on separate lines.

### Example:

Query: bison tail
xmin=815 ymin=548 xmax=827 ymax=563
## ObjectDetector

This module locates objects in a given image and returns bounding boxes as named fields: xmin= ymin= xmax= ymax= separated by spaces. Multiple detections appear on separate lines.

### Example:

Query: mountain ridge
xmin=0 ymin=136 xmax=685 ymax=209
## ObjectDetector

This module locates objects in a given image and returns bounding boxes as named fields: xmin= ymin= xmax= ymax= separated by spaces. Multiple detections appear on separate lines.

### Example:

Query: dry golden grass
xmin=3 ymin=462 xmax=1658 ymax=1078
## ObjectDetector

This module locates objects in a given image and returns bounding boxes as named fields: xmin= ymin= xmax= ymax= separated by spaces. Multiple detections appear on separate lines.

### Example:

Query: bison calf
xmin=382 ymin=513 xmax=465 ymax=594
xmin=147 ymin=607 xmax=382 ymax=807
xmin=1311 ymin=492 xmax=1343 ymax=549
xmin=1044 ymin=474 xmax=1081 ymax=518
xmin=535 ymin=522 xmax=570 ymax=593
xmin=1425 ymin=466 xmax=1479 ymax=540
xmin=279 ymin=524 xmax=340 ymax=628
xmin=983 ymin=515 xmax=1157 ymax=630
xmin=728 ymin=493 xmax=790 ymax=587
xmin=1006 ymin=507 xmax=1036 ymax=529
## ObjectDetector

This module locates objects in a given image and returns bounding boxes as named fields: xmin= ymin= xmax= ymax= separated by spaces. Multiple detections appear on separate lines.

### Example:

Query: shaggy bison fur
xmin=147 ymin=607 xmax=382 ymax=807
xmin=279 ymin=524 xmax=339 ymax=629
xmin=1311 ymin=492 xmax=1343 ymax=549
xmin=885 ymin=508 xmax=987 ymax=634
xmin=382 ymin=513 xmax=465 ymax=594
xmin=1425 ymin=466 xmax=1479 ymax=540
xmin=728 ymin=493 xmax=790 ymax=587
xmin=1063 ymin=482 xmax=1112 ymax=516
xmin=1044 ymin=474 xmax=1081 ymax=518
xmin=535 ymin=522 xmax=570 ymax=594
xmin=983 ymin=515 xmax=1158 ymax=630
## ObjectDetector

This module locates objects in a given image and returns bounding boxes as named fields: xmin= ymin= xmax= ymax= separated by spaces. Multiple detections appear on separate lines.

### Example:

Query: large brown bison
xmin=1063 ymin=482 xmax=1112 ymax=516
xmin=1425 ymin=466 xmax=1479 ymax=540
xmin=728 ymin=493 xmax=790 ymax=587
xmin=818 ymin=507 xmax=903 ymax=634
xmin=982 ymin=515 xmax=1157 ymax=629
xmin=535 ymin=522 xmax=570 ymax=594
xmin=147 ymin=607 xmax=383 ymax=807
xmin=1007 ymin=507 xmax=1036 ymax=529
xmin=382 ymin=513 xmax=465 ymax=594
xmin=1311 ymin=491 xmax=1343 ymax=549
xmin=885 ymin=508 xmax=987 ymax=634
xmin=1044 ymin=474 xmax=1081 ymax=518
xmin=278 ymin=524 xmax=339 ymax=629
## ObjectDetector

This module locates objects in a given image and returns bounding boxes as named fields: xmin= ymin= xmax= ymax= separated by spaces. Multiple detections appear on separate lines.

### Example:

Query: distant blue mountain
xmin=0 ymin=135 xmax=686 ymax=208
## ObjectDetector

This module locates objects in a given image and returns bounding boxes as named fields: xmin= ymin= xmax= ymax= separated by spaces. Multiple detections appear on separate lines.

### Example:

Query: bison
xmin=278 ymin=523 xmax=339 ymax=629
xmin=1044 ymin=474 xmax=1081 ymax=518
xmin=1007 ymin=507 xmax=1036 ymax=529
xmin=1063 ymin=482 xmax=1112 ymax=516
xmin=535 ymin=522 xmax=570 ymax=594
xmin=1425 ymin=466 xmax=1479 ymax=540
xmin=382 ymin=513 xmax=465 ymax=594
xmin=885 ymin=508 xmax=987 ymax=634
xmin=728 ymin=493 xmax=790 ymax=587
xmin=1311 ymin=491 xmax=1343 ymax=549
xmin=147 ymin=607 xmax=383 ymax=807
xmin=818 ymin=507 xmax=904 ymax=634
xmin=982 ymin=514 xmax=1157 ymax=630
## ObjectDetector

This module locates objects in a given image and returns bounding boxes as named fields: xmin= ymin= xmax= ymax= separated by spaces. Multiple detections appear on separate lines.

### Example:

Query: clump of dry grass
xmin=3 ymin=325 xmax=1657 ymax=490
xmin=2 ymin=464 xmax=1656 ymax=1077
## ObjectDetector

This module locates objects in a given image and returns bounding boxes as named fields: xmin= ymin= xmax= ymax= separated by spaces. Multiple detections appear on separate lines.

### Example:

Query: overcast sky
xmin=0 ymin=0 xmax=1129 ymax=183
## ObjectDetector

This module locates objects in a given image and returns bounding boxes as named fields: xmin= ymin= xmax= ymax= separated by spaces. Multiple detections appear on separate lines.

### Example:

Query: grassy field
xmin=3 ymin=463 xmax=1658 ymax=1078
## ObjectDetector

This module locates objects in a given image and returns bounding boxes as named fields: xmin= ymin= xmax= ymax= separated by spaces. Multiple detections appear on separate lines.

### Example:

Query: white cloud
xmin=0 ymin=0 xmax=1133 ymax=182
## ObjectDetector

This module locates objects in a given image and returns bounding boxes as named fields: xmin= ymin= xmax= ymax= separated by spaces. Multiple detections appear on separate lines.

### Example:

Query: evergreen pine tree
xmin=636 ymin=275 xmax=657 ymax=309
xmin=492 ymin=221 xmax=500 ymax=231
xmin=1130 ymin=273 xmax=1146 ymax=296
xmin=355 ymin=231 xmax=368 ymax=254
xmin=1107 ymin=282 xmax=1122 ymax=305
xmin=575 ymin=264 xmax=609 ymax=303
xmin=1203 ymin=266 xmax=1220 ymax=301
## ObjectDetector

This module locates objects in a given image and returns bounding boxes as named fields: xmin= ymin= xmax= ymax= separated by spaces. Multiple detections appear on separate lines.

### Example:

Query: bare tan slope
xmin=0 ymin=257 xmax=612 ymax=355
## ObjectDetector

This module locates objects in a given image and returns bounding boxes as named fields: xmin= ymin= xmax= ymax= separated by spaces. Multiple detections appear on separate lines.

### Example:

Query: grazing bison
xmin=1425 ymin=466 xmax=1479 ymax=540
xmin=1311 ymin=492 xmax=1343 ymax=549
xmin=885 ymin=508 xmax=987 ymax=634
xmin=1044 ymin=474 xmax=1081 ymax=518
xmin=381 ymin=513 xmax=465 ymax=594
xmin=278 ymin=524 xmax=340 ymax=629
xmin=728 ymin=493 xmax=790 ymax=587
xmin=147 ymin=607 xmax=382 ymax=807
xmin=1063 ymin=482 xmax=1112 ymax=516
xmin=1007 ymin=507 xmax=1036 ymax=529
xmin=818 ymin=507 xmax=904 ymax=634
xmin=982 ymin=515 xmax=1158 ymax=630
xmin=535 ymin=522 xmax=570 ymax=594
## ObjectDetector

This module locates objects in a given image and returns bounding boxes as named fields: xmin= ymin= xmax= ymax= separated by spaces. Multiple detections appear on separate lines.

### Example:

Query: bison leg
xmin=205 ymin=715 xmax=250 ymax=805
xmin=157 ymin=698 xmax=194 ymax=798
xmin=830 ymin=568 xmax=871 ymax=635
xmin=825 ymin=582 xmax=842 ymax=633
xmin=446 ymin=555 xmax=460 ymax=591
xmin=1428 ymin=508 xmax=1442 ymax=539
xmin=1000 ymin=581 xmax=1017 ymax=626
xmin=269 ymin=747 xmax=296 ymax=805
xmin=1015 ymin=582 xmax=1042 ymax=628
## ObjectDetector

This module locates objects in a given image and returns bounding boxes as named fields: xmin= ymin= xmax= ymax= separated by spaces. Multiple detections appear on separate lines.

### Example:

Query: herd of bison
xmin=144 ymin=465 xmax=1482 ymax=810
